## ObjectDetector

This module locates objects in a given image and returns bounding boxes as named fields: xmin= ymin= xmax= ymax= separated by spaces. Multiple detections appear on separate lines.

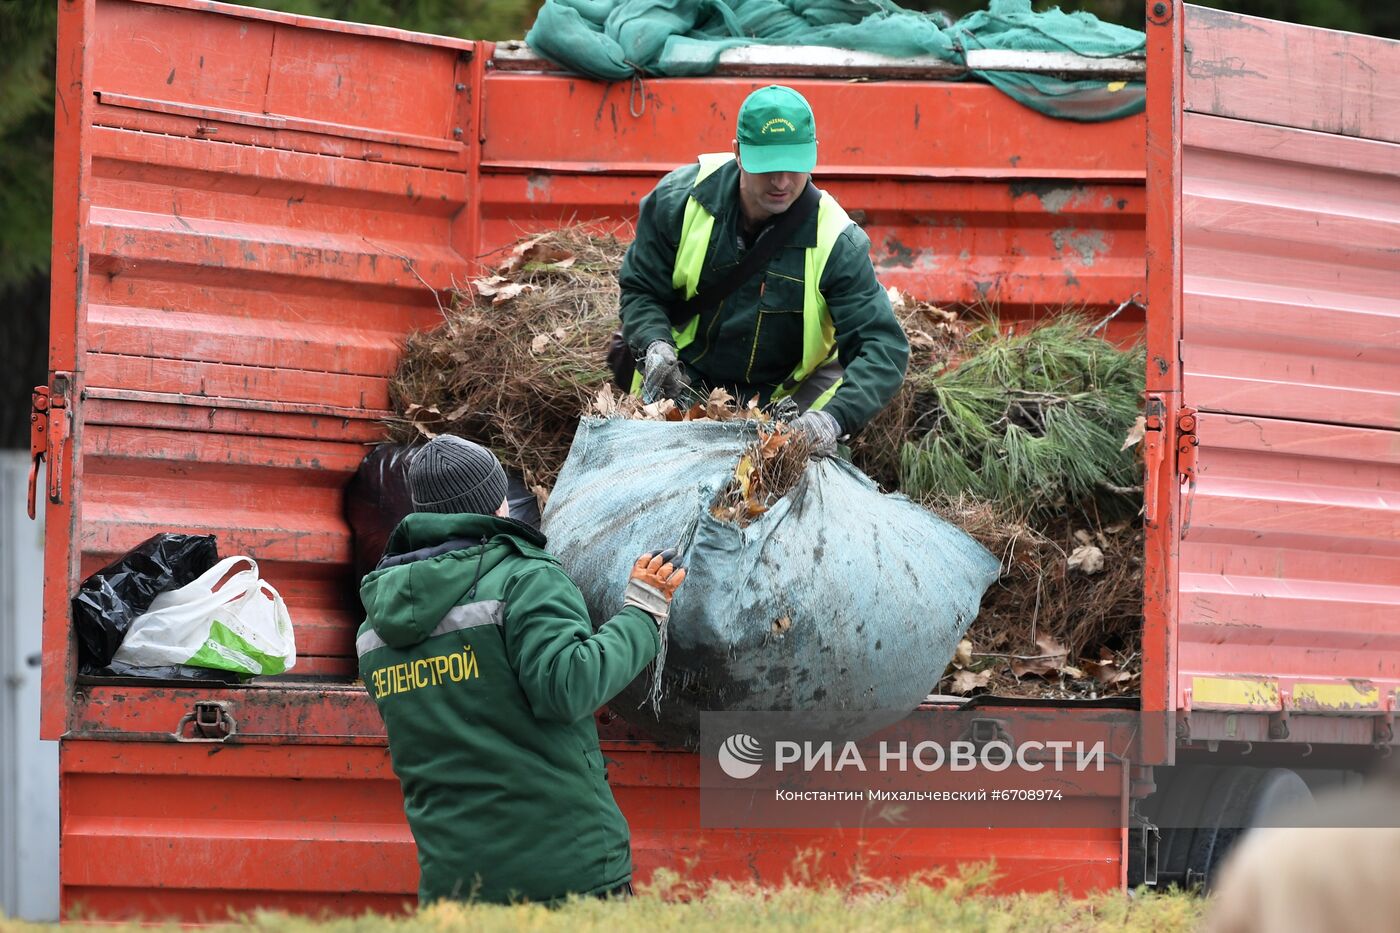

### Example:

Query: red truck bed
xmin=36 ymin=0 xmax=1398 ymax=918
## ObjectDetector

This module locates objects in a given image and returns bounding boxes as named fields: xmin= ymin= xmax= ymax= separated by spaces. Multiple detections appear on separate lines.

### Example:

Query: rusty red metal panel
xmin=91 ymin=0 xmax=473 ymax=167
xmin=44 ymin=0 xmax=98 ymax=741
xmin=1181 ymin=114 xmax=1400 ymax=429
xmin=50 ymin=0 xmax=1150 ymax=915
xmin=46 ymin=0 xmax=482 ymax=710
xmin=479 ymin=75 xmax=1144 ymax=177
xmin=1183 ymin=5 xmax=1400 ymax=144
xmin=477 ymin=72 xmax=1148 ymax=325
xmin=61 ymin=742 xmax=416 ymax=920
xmin=1174 ymin=9 xmax=1400 ymax=719
xmin=1176 ymin=414 xmax=1400 ymax=707
xmin=60 ymin=740 xmax=1124 ymax=920
xmin=1140 ymin=0 xmax=1185 ymax=747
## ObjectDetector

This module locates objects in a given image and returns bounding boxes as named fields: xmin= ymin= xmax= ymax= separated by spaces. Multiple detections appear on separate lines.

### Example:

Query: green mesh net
xmin=524 ymin=0 xmax=1144 ymax=122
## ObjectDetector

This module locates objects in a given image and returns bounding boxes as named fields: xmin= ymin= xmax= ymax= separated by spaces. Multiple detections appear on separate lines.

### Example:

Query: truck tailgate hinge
xmin=1176 ymin=408 xmax=1199 ymax=534
xmin=1176 ymin=408 xmax=1198 ymax=485
xmin=28 ymin=373 xmax=74 ymax=520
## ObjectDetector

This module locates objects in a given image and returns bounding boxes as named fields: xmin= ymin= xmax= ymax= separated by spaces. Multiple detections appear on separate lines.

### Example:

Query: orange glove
xmin=623 ymin=549 xmax=687 ymax=626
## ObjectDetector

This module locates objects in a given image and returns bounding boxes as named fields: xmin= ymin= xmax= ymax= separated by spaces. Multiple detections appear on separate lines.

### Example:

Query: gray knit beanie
xmin=408 ymin=436 xmax=509 ymax=516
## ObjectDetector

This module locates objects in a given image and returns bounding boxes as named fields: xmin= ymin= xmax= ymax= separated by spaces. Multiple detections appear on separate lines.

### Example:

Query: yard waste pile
xmin=853 ymin=297 xmax=1147 ymax=699
xmin=524 ymin=0 xmax=1145 ymax=122
xmin=386 ymin=229 xmax=1147 ymax=737
xmin=387 ymin=228 xmax=622 ymax=491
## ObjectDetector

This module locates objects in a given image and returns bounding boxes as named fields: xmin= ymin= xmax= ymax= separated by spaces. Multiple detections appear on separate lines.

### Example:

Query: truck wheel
xmin=1184 ymin=767 xmax=1313 ymax=892
xmin=1146 ymin=766 xmax=1312 ymax=891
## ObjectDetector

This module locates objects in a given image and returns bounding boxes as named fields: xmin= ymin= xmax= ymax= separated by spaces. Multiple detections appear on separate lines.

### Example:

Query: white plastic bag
xmin=110 ymin=556 xmax=297 ymax=676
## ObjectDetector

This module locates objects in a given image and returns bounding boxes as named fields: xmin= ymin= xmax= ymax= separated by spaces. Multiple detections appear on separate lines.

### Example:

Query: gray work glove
xmin=623 ymin=549 xmax=687 ymax=628
xmin=789 ymin=410 xmax=842 ymax=459
xmin=641 ymin=341 xmax=691 ymax=403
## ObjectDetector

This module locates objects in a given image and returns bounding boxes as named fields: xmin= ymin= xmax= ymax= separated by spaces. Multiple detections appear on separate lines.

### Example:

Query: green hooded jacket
xmin=356 ymin=512 xmax=659 ymax=905
xmin=618 ymin=158 xmax=909 ymax=434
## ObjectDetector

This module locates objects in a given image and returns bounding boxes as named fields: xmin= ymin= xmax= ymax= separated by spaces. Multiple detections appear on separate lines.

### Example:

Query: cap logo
xmin=762 ymin=117 xmax=797 ymax=136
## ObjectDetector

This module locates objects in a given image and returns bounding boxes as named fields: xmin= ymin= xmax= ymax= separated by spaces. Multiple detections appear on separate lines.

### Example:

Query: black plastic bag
xmin=87 ymin=659 xmax=247 ymax=684
xmin=72 ymin=533 xmax=219 ymax=671
xmin=345 ymin=443 xmax=542 ymax=596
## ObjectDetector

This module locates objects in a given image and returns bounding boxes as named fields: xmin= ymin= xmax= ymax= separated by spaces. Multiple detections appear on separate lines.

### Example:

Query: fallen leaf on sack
xmin=642 ymin=399 xmax=676 ymax=420
xmin=771 ymin=615 xmax=792 ymax=634
xmin=756 ymin=429 xmax=790 ymax=459
xmin=1121 ymin=415 xmax=1147 ymax=451
xmin=593 ymin=384 xmax=619 ymax=417
xmin=1067 ymin=544 xmax=1105 ymax=575
xmin=705 ymin=387 xmax=735 ymax=420
xmin=1011 ymin=636 xmax=1069 ymax=679
xmin=530 ymin=333 xmax=551 ymax=354
xmin=950 ymin=669 xmax=993 ymax=694
xmin=954 ymin=638 xmax=973 ymax=668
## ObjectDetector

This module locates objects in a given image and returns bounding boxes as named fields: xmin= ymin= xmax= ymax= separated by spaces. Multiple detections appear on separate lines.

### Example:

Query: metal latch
xmin=961 ymin=717 xmax=1013 ymax=749
xmin=28 ymin=373 xmax=74 ymax=520
xmin=175 ymin=701 xmax=237 ymax=742
xmin=1142 ymin=395 xmax=1167 ymax=527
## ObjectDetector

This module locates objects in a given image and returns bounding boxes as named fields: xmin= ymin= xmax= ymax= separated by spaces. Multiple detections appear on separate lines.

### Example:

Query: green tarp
xmin=525 ymin=0 xmax=1145 ymax=122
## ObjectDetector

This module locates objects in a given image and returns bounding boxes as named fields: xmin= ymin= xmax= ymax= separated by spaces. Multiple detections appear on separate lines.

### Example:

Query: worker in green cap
xmin=616 ymin=84 xmax=909 ymax=457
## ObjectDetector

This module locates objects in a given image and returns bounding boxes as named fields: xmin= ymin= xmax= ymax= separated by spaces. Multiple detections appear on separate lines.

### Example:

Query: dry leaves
xmin=1009 ymin=635 xmax=1070 ymax=679
xmin=950 ymin=669 xmax=993 ymax=694
xmin=387 ymin=227 xmax=627 ymax=489
xmin=711 ymin=426 xmax=814 ymax=527
xmin=938 ymin=632 xmax=1140 ymax=700
xmin=1121 ymin=414 xmax=1147 ymax=450
xmin=1068 ymin=544 xmax=1105 ymax=575
xmin=590 ymin=384 xmax=769 ymax=424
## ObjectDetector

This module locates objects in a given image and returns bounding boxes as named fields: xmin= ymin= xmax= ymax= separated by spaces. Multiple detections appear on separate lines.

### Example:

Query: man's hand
xmin=789 ymin=410 xmax=842 ymax=458
xmin=623 ymin=549 xmax=687 ymax=627
xmin=641 ymin=341 xmax=691 ymax=403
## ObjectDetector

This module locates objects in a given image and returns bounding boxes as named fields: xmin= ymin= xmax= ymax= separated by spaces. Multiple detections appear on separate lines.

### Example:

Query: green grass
xmin=1 ymin=871 xmax=1208 ymax=932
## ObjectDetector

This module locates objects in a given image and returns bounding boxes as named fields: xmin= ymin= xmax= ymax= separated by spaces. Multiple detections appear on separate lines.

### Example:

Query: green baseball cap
xmin=736 ymin=85 xmax=818 ymax=175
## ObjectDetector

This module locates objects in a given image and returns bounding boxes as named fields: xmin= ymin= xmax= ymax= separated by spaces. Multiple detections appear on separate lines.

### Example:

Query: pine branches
xmin=900 ymin=314 xmax=1145 ymax=521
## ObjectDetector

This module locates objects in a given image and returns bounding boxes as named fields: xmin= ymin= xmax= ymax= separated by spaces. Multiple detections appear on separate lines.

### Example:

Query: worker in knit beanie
xmin=408 ymin=435 xmax=511 ymax=517
xmin=356 ymin=434 xmax=686 ymax=905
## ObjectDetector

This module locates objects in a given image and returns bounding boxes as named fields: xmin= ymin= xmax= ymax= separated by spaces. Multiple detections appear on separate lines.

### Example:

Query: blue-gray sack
xmin=542 ymin=417 xmax=1000 ymax=746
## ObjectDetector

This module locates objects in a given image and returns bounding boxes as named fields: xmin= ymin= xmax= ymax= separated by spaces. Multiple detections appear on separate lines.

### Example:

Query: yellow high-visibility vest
xmin=634 ymin=153 xmax=850 ymax=409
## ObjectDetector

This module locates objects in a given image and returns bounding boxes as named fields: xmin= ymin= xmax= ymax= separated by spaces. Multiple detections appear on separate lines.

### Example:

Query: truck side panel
xmin=1174 ymin=5 xmax=1400 ymax=734
xmin=476 ymin=73 xmax=1148 ymax=331
xmin=48 ymin=0 xmax=1153 ymax=917
xmin=46 ymin=0 xmax=477 ymax=696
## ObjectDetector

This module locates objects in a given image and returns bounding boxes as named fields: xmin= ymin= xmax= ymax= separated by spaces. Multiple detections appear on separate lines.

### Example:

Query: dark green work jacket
xmin=618 ymin=157 xmax=908 ymax=433
xmin=357 ymin=512 xmax=659 ymax=905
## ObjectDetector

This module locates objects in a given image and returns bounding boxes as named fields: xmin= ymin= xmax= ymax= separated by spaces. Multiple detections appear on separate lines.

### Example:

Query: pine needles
xmin=900 ymin=314 xmax=1145 ymax=522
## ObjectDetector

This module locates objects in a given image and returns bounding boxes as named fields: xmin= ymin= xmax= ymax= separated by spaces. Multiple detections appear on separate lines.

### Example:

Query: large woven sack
xmin=542 ymin=417 xmax=999 ymax=745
